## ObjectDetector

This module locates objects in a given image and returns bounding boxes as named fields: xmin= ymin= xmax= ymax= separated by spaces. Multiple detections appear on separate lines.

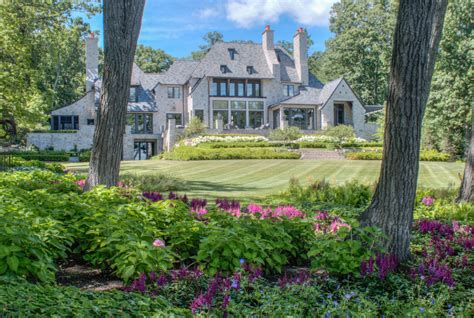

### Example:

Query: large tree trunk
xmin=457 ymin=106 xmax=473 ymax=202
xmin=85 ymin=0 xmax=145 ymax=190
xmin=360 ymin=0 xmax=448 ymax=261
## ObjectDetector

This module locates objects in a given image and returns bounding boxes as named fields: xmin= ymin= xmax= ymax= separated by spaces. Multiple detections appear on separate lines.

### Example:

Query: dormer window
xmin=228 ymin=48 xmax=236 ymax=60
xmin=220 ymin=65 xmax=228 ymax=74
xmin=246 ymin=66 xmax=254 ymax=75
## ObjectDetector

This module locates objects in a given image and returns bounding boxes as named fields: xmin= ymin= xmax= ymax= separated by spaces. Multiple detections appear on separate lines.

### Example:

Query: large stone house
xmin=27 ymin=26 xmax=378 ymax=160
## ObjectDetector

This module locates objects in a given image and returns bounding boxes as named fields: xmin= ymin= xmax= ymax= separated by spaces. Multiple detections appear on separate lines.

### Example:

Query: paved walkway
xmin=299 ymin=148 xmax=345 ymax=160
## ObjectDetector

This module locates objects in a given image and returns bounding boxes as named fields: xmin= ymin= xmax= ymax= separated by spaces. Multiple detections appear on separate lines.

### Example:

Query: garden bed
xmin=0 ymin=163 xmax=472 ymax=317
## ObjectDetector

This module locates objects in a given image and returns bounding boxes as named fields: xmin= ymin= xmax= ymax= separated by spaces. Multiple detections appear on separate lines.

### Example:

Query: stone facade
xmin=27 ymin=27 xmax=379 ymax=160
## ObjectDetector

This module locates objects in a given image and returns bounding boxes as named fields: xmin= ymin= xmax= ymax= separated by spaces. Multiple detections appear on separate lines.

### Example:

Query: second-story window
xmin=129 ymin=86 xmax=138 ymax=102
xmin=211 ymin=79 xmax=228 ymax=96
xmin=167 ymin=87 xmax=181 ymax=99
xmin=127 ymin=113 xmax=153 ymax=134
xmin=247 ymin=80 xmax=261 ymax=97
xmin=229 ymin=79 xmax=245 ymax=97
xmin=283 ymin=85 xmax=295 ymax=97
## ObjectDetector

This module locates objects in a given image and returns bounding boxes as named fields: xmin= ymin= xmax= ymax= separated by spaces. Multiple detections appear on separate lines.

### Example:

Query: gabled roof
xmin=278 ymin=86 xmax=323 ymax=106
xmin=191 ymin=42 xmax=274 ymax=79
xmin=364 ymin=105 xmax=384 ymax=114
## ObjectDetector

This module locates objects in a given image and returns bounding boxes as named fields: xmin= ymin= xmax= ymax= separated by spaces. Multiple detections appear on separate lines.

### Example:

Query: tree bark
xmin=456 ymin=105 xmax=473 ymax=202
xmin=85 ymin=0 xmax=145 ymax=190
xmin=360 ymin=0 xmax=448 ymax=261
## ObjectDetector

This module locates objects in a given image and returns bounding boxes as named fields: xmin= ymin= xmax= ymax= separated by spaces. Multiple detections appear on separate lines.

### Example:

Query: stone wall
xmin=320 ymin=79 xmax=367 ymax=138
xmin=154 ymin=83 xmax=185 ymax=131
xmin=27 ymin=126 xmax=95 ymax=151
xmin=51 ymin=91 xmax=96 ymax=127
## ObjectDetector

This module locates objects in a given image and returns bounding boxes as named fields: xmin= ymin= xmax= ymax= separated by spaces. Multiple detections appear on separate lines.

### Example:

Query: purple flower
xmin=421 ymin=196 xmax=434 ymax=206
xmin=143 ymin=191 xmax=163 ymax=202
xmin=153 ymin=239 xmax=165 ymax=247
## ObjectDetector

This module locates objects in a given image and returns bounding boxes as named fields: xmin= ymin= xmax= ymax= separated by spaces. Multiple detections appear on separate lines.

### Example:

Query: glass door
xmin=134 ymin=141 xmax=155 ymax=160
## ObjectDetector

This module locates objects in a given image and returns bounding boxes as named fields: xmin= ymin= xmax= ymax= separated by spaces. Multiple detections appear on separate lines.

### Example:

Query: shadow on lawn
xmin=183 ymin=180 xmax=259 ymax=194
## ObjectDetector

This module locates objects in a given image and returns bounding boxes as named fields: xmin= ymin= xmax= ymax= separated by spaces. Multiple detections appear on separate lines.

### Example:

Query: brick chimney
xmin=262 ymin=25 xmax=274 ymax=50
xmin=293 ymin=27 xmax=308 ymax=86
xmin=85 ymin=32 xmax=99 ymax=91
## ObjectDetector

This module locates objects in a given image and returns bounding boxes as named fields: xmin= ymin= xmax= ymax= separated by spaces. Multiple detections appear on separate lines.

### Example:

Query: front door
xmin=334 ymin=103 xmax=345 ymax=125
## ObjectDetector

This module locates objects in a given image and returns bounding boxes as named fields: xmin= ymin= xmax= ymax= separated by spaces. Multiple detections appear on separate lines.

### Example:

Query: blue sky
xmin=75 ymin=0 xmax=337 ymax=58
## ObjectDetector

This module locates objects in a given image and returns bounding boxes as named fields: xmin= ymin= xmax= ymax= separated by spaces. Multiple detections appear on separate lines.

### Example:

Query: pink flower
xmin=273 ymin=205 xmax=304 ymax=219
xmin=192 ymin=207 xmax=208 ymax=215
xmin=421 ymin=196 xmax=434 ymax=206
xmin=153 ymin=239 xmax=165 ymax=247
xmin=329 ymin=219 xmax=351 ymax=233
xmin=247 ymin=203 xmax=263 ymax=214
xmin=75 ymin=179 xmax=86 ymax=188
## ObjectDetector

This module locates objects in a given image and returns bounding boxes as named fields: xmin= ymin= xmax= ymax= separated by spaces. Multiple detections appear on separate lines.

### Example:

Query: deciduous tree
xmin=457 ymin=107 xmax=473 ymax=202
xmin=134 ymin=44 xmax=174 ymax=73
xmin=360 ymin=0 xmax=448 ymax=261
xmin=85 ymin=0 xmax=145 ymax=189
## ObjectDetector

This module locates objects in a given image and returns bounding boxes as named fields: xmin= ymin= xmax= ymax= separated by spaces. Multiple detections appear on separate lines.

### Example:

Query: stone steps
xmin=299 ymin=149 xmax=345 ymax=160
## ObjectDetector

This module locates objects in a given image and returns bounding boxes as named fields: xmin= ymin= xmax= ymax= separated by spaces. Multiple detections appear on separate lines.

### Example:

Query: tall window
xmin=166 ymin=113 xmax=183 ymax=126
xmin=51 ymin=115 xmax=79 ymax=130
xmin=211 ymin=79 xmax=228 ymax=96
xmin=229 ymin=79 xmax=245 ymax=97
xmin=212 ymin=100 xmax=229 ymax=128
xmin=167 ymin=87 xmax=181 ymax=99
xmin=283 ymin=85 xmax=295 ymax=97
xmin=228 ymin=48 xmax=236 ymax=60
xmin=230 ymin=101 xmax=246 ymax=128
xmin=334 ymin=104 xmax=345 ymax=125
xmin=248 ymin=101 xmax=264 ymax=128
xmin=127 ymin=113 xmax=153 ymax=134
xmin=246 ymin=80 xmax=261 ymax=97
xmin=129 ymin=86 xmax=138 ymax=102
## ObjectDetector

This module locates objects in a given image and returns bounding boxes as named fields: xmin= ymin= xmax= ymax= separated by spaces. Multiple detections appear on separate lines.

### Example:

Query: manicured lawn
xmin=66 ymin=159 xmax=464 ymax=201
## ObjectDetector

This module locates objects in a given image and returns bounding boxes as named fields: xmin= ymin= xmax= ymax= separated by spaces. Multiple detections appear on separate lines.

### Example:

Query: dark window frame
xmin=129 ymin=86 xmax=139 ymax=102
xmin=167 ymin=86 xmax=181 ymax=99
xmin=51 ymin=115 xmax=79 ymax=130
xmin=166 ymin=113 xmax=183 ymax=126
xmin=127 ymin=113 xmax=153 ymax=134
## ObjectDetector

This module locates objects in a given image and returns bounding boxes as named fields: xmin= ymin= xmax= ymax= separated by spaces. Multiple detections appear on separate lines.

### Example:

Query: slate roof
xmin=275 ymin=47 xmax=299 ymax=82
xmin=191 ymin=42 xmax=274 ymax=79
xmin=364 ymin=105 xmax=384 ymax=114
xmin=152 ymin=60 xmax=199 ymax=85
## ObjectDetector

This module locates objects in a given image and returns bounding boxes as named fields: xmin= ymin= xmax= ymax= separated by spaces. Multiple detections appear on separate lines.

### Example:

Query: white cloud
xmin=196 ymin=7 xmax=220 ymax=19
xmin=225 ymin=0 xmax=337 ymax=28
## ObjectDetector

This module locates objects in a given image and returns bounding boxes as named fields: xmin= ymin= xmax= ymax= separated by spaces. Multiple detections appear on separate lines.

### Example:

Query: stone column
xmin=216 ymin=113 xmax=224 ymax=132
xmin=280 ymin=108 xmax=288 ymax=129
xmin=166 ymin=118 xmax=176 ymax=151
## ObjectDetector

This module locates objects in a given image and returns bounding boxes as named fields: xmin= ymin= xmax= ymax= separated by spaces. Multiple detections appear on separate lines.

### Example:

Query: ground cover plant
xmin=0 ymin=161 xmax=472 ymax=317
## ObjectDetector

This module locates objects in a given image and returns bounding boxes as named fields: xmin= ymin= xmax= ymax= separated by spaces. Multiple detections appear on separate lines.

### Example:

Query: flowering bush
xmin=182 ymin=135 xmax=267 ymax=147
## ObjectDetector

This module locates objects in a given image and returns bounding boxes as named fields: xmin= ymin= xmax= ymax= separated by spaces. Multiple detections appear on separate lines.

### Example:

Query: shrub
xmin=324 ymin=125 xmax=356 ymax=140
xmin=159 ymin=146 xmax=300 ymax=160
xmin=10 ymin=157 xmax=65 ymax=173
xmin=183 ymin=117 xmax=207 ymax=138
xmin=121 ymin=173 xmax=188 ymax=192
xmin=205 ymin=141 xmax=299 ymax=149
xmin=282 ymin=179 xmax=372 ymax=209
xmin=346 ymin=150 xmax=450 ymax=161
xmin=269 ymin=127 xmax=302 ymax=141
xmin=10 ymin=150 xmax=70 ymax=162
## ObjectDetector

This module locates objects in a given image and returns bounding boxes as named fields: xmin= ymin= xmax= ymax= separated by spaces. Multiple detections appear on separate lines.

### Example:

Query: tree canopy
xmin=134 ymin=44 xmax=174 ymax=73
xmin=0 ymin=0 xmax=100 ymax=141
xmin=191 ymin=31 xmax=224 ymax=60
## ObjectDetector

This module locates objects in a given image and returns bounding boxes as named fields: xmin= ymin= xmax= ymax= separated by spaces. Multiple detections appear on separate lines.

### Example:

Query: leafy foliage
xmin=134 ymin=44 xmax=174 ymax=73
xmin=346 ymin=150 xmax=451 ymax=162
xmin=268 ymin=127 xmax=302 ymax=141
xmin=190 ymin=31 xmax=223 ymax=60
xmin=423 ymin=0 xmax=473 ymax=157
xmin=182 ymin=116 xmax=207 ymax=138
xmin=120 ymin=173 xmax=188 ymax=192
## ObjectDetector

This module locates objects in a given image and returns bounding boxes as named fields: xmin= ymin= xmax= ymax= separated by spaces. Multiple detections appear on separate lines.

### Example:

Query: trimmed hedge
xmin=346 ymin=150 xmax=451 ymax=162
xmin=11 ymin=152 xmax=70 ymax=162
xmin=31 ymin=130 xmax=78 ymax=134
xmin=158 ymin=146 xmax=301 ymax=160
xmin=204 ymin=141 xmax=299 ymax=149
xmin=298 ymin=141 xmax=383 ymax=149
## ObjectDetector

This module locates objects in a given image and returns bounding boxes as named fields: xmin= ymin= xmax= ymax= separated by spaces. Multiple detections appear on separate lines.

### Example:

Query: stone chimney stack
xmin=293 ymin=27 xmax=308 ymax=86
xmin=262 ymin=25 xmax=274 ymax=50
xmin=85 ymin=32 xmax=99 ymax=91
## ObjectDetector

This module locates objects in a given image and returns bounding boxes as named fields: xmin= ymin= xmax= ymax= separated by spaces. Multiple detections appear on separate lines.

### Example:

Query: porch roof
xmin=268 ymin=86 xmax=322 ymax=109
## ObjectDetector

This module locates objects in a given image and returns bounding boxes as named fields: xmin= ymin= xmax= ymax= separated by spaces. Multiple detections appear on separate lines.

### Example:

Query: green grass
xmin=66 ymin=160 xmax=464 ymax=201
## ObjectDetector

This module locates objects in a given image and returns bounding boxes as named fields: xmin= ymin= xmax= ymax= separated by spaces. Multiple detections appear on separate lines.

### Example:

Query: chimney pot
xmin=265 ymin=25 xmax=271 ymax=31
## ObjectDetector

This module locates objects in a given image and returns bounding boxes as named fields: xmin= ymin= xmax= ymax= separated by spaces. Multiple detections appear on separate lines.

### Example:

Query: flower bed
xmin=0 ymin=166 xmax=472 ymax=317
